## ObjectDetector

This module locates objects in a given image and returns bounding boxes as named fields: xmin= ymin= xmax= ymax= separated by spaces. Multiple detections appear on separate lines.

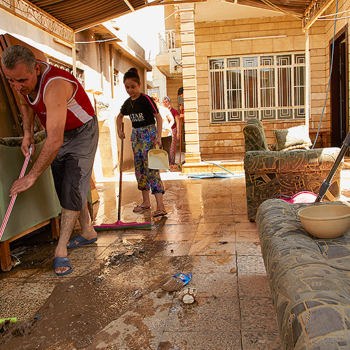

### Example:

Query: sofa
xmin=243 ymin=118 xmax=342 ymax=221
xmin=257 ymin=199 xmax=350 ymax=349
xmin=0 ymin=131 xmax=61 ymax=271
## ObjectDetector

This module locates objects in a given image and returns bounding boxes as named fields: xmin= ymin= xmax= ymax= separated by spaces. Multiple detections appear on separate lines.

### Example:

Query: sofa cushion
xmin=257 ymin=199 xmax=350 ymax=349
xmin=244 ymin=147 xmax=340 ymax=174
xmin=243 ymin=118 xmax=269 ymax=152
xmin=274 ymin=125 xmax=312 ymax=151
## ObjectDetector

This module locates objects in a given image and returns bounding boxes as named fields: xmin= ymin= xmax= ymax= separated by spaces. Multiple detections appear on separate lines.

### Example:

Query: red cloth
xmin=170 ymin=107 xmax=179 ymax=130
xmin=22 ymin=61 xmax=95 ymax=131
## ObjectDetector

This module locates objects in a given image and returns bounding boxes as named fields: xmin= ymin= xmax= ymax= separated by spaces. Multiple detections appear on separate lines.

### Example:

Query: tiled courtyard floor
xmin=3 ymin=166 xmax=350 ymax=349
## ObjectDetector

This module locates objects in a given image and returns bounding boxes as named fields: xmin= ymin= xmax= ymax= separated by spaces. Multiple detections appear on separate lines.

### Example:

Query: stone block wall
xmin=166 ymin=76 xmax=183 ymax=110
xmin=320 ymin=0 xmax=350 ymax=144
xmin=194 ymin=15 xmax=332 ymax=157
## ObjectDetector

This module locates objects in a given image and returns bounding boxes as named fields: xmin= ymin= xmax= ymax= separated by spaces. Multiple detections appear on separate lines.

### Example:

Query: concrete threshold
xmin=181 ymin=153 xmax=350 ymax=174
xmin=181 ymin=157 xmax=244 ymax=174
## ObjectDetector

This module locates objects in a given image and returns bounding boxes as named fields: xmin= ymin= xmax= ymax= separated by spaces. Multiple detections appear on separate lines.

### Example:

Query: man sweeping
xmin=1 ymin=45 xmax=99 ymax=276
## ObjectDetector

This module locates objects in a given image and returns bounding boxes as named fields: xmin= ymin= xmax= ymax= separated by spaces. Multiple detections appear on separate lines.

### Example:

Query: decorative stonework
xmin=178 ymin=3 xmax=201 ymax=164
xmin=302 ymin=0 xmax=335 ymax=30
xmin=0 ymin=0 xmax=74 ymax=43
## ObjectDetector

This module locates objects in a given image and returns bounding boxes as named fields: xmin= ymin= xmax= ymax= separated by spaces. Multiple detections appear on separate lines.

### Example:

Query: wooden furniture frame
xmin=309 ymin=130 xmax=330 ymax=148
xmin=0 ymin=218 xmax=59 ymax=271
xmin=0 ymin=36 xmax=61 ymax=272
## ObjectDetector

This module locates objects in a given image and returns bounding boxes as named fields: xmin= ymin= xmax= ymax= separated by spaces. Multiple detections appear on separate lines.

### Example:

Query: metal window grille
xmin=147 ymin=88 xmax=160 ymax=96
xmin=209 ymin=53 xmax=305 ymax=123
xmin=48 ymin=57 xmax=85 ymax=88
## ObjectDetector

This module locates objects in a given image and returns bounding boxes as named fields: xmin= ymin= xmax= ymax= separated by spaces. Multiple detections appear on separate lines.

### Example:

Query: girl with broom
xmin=116 ymin=68 xmax=167 ymax=217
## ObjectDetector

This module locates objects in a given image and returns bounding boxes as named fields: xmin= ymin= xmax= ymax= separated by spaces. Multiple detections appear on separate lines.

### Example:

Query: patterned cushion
xmin=243 ymin=118 xmax=342 ymax=221
xmin=0 ymin=130 xmax=46 ymax=147
xmin=257 ymin=199 xmax=350 ymax=349
xmin=274 ymin=125 xmax=312 ymax=151
xmin=244 ymin=147 xmax=342 ymax=220
xmin=243 ymin=118 xmax=269 ymax=152
xmin=244 ymin=148 xmax=341 ymax=174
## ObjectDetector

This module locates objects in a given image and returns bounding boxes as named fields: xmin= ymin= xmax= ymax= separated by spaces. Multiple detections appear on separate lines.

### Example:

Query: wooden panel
xmin=4 ymin=34 xmax=46 ymax=61
xmin=50 ymin=217 xmax=60 ymax=239
xmin=0 ymin=73 xmax=17 ymax=137
xmin=0 ymin=34 xmax=47 ymax=135
xmin=0 ymin=35 xmax=23 ymax=136
xmin=0 ymin=240 xmax=12 ymax=271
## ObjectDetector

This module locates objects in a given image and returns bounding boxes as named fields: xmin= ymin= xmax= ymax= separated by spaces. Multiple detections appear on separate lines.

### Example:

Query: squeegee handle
xmin=179 ymin=119 xmax=182 ymax=165
xmin=117 ymin=123 xmax=124 ymax=222
xmin=315 ymin=131 xmax=350 ymax=202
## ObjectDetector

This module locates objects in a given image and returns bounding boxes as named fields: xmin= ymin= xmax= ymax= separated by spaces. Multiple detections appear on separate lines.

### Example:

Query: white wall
xmin=151 ymin=65 xmax=167 ymax=100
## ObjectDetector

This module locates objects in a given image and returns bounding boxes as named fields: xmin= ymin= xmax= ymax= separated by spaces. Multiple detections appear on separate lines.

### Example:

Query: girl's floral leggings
xmin=131 ymin=124 xmax=164 ymax=194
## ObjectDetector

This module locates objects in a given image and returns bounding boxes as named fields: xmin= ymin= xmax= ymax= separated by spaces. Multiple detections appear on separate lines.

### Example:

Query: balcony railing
xmin=158 ymin=30 xmax=177 ymax=54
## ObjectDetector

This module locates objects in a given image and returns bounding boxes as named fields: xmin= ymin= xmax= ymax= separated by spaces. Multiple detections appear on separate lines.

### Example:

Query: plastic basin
xmin=298 ymin=204 xmax=350 ymax=239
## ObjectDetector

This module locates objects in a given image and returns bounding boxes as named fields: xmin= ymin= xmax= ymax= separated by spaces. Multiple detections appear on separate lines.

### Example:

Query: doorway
xmin=330 ymin=26 xmax=349 ymax=147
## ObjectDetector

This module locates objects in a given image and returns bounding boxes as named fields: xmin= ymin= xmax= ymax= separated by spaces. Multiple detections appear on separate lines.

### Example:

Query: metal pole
xmin=316 ymin=131 xmax=350 ymax=202
xmin=72 ymin=36 xmax=77 ymax=77
xmin=305 ymin=28 xmax=310 ymax=133
xmin=117 ymin=122 xmax=124 ymax=221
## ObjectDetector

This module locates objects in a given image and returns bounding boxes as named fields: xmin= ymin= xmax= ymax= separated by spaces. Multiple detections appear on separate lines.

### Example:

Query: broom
xmin=94 ymin=123 xmax=151 ymax=231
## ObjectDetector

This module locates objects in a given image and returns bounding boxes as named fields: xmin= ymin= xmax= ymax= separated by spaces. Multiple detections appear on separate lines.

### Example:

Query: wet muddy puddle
xmin=0 ymin=236 xmax=193 ymax=350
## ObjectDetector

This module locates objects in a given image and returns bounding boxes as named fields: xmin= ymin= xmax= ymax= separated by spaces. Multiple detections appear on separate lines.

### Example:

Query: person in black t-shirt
xmin=116 ymin=68 xmax=167 ymax=217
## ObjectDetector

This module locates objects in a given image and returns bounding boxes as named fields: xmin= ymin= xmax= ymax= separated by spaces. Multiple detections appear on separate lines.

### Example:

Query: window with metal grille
xmin=209 ymin=53 xmax=305 ymax=123
xmin=47 ymin=57 xmax=85 ymax=88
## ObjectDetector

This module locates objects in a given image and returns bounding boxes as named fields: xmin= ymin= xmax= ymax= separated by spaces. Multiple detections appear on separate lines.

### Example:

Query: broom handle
xmin=315 ymin=130 xmax=350 ymax=202
xmin=0 ymin=145 xmax=33 ymax=240
xmin=179 ymin=118 xmax=182 ymax=165
xmin=117 ymin=123 xmax=124 ymax=222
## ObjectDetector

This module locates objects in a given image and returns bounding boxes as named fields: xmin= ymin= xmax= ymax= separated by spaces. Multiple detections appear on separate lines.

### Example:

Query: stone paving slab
xmin=165 ymin=297 xmax=241 ymax=332
xmin=0 ymin=175 xmax=283 ymax=350
xmin=158 ymin=330 xmax=243 ymax=349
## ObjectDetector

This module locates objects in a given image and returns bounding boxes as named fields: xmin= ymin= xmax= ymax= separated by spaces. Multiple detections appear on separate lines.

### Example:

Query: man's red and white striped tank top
xmin=22 ymin=61 xmax=95 ymax=131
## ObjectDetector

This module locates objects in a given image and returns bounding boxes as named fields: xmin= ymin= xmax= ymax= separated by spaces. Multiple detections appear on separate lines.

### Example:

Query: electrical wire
xmin=164 ymin=10 xmax=178 ymax=20
xmin=311 ymin=0 xmax=339 ymax=149
xmin=317 ymin=15 xmax=350 ymax=21
xmin=260 ymin=0 xmax=302 ymax=20
xmin=319 ymin=9 xmax=349 ymax=18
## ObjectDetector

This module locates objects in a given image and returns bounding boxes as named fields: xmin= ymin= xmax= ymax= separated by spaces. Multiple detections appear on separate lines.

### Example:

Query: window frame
xmin=47 ymin=57 xmax=85 ymax=88
xmin=209 ymin=52 xmax=306 ymax=123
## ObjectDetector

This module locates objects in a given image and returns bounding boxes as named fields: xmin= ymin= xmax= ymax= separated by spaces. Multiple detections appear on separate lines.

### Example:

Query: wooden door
xmin=330 ymin=26 xmax=349 ymax=147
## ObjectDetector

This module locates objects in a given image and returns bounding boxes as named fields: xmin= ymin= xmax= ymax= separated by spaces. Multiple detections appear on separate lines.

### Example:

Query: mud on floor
xmin=0 ymin=237 xmax=194 ymax=350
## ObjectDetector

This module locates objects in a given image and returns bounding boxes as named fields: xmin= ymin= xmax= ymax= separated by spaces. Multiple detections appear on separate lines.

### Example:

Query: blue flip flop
xmin=67 ymin=234 xmax=97 ymax=249
xmin=53 ymin=257 xmax=73 ymax=276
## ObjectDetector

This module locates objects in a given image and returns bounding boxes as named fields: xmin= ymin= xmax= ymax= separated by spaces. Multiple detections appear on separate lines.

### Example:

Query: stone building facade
xmin=159 ymin=1 xmax=350 ymax=162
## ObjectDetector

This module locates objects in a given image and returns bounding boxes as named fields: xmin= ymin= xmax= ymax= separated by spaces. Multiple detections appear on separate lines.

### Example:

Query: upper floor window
xmin=209 ymin=53 xmax=305 ymax=123
xmin=147 ymin=88 xmax=160 ymax=96
xmin=48 ymin=57 xmax=85 ymax=88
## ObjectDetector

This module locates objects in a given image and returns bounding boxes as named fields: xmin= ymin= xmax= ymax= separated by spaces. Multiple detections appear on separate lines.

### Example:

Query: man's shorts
xmin=51 ymin=117 xmax=99 ymax=211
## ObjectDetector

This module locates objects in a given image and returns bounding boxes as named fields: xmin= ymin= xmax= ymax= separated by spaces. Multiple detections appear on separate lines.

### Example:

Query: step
xmin=182 ymin=159 xmax=244 ymax=174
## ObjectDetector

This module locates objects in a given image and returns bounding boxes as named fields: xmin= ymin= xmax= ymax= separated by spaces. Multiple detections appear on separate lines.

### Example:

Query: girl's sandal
xmin=153 ymin=209 xmax=167 ymax=217
xmin=133 ymin=205 xmax=151 ymax=212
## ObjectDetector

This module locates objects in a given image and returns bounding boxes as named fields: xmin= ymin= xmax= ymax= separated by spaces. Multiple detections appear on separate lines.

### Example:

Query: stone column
xmin=178 ymin=4 xmax=201 ymax=164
